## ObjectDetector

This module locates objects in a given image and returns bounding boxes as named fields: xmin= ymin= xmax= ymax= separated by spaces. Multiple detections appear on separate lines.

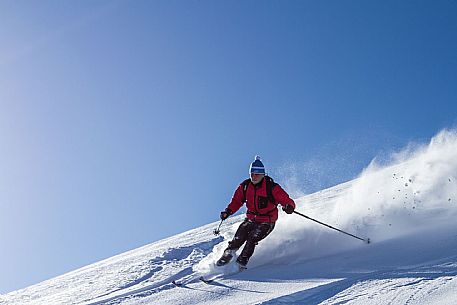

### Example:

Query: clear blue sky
xmin=1 ymin=0 xmax=456 ymax=293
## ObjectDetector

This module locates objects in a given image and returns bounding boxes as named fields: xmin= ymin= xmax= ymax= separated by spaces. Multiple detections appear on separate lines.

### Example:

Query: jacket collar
xmin=250 ymin=177 xmax=265 ymax=189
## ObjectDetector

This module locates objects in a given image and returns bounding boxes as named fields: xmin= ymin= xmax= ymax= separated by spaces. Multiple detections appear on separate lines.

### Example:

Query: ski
xmin=173 ymin=261 xmax=247 ymax=287
xmin=199 ymin=264 xmax=246 ymax=284
xmin=199 ymin=276 xmax=214 ymax=284
xmin=171 ymin=272 xmax=202 ymax=287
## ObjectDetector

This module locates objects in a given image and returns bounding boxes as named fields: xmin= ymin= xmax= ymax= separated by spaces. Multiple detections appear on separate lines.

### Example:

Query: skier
xmin=217 ymin=156 xmax=296 ymax=268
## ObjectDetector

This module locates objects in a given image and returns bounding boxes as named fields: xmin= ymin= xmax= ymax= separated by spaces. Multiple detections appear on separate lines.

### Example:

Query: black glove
xmin=282 ymin=204 xmax=295 ymax=214
xmin=220 ymin=208 xmax=232 ymax=220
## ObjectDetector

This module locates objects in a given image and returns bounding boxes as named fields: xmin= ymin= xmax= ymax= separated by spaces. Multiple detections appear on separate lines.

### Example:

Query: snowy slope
xmin=2 ymin=129 xmax=457 ymax=305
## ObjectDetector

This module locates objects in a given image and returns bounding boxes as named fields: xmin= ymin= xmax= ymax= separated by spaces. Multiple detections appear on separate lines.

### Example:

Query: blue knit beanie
xmin=249 ymin=155 xmax=265 ymax=174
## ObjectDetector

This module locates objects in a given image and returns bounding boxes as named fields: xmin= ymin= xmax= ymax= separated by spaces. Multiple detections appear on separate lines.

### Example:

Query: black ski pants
xmin=226 ymin=218 xmax=275 ymax=264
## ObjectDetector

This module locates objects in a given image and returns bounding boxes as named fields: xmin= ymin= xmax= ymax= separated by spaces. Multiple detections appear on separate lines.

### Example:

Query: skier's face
xmin=250 ymin=173 xmax=265 ymax=184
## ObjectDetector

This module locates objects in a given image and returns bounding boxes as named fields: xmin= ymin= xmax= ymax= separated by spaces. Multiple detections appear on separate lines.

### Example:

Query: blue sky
xmin=1 ymin=0 xmax=456 ymax=293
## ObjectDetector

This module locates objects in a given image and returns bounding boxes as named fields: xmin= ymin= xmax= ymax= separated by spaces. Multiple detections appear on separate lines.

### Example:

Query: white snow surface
xmin=2 ymin=129 xmax=457 ymax=305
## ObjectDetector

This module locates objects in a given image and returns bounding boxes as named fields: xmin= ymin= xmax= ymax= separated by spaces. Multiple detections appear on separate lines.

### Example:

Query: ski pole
xmin=293 ymin=211 xmax=370 ymax=244
xmin=213 ymin=219 xmax=224 ymax=236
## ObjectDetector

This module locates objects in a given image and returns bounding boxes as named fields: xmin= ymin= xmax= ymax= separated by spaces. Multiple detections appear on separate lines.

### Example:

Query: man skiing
xmin=217 ymin=156 xmax=296 ymax=268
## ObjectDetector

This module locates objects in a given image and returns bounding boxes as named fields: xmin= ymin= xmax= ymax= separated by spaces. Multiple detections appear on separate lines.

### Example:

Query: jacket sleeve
xmin=272 ymin=184 xmax=296 ymax=209
xmin=226 ymin=184 xmax=245 ymax=214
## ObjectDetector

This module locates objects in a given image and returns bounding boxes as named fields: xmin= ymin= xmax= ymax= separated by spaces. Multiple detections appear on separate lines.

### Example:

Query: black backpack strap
xmin=265 ymin=176 xmax=277 ymax=204
xmin=241 ymin=178 xmax=250 ymax=203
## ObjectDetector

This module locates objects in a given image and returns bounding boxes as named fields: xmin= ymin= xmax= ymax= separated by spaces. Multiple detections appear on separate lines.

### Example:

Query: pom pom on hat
xmin=250 ymin=155 xmax=265 ymax=174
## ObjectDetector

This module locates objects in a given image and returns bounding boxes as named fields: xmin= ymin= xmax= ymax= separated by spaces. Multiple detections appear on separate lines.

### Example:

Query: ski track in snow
xmin=3 ymin=130 xmax=457 ymax=305
xmin=259 ymin=264 xmax=457 ymax=305
xmin=81 ymin=237 xmax=223 ymax=305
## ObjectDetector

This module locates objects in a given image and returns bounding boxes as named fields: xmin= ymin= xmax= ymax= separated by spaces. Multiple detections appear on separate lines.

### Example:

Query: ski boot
xmin=236 ymin=256 xmax=248 ymax=270
xmin=216 ymin=249 xmax=235 ymax=266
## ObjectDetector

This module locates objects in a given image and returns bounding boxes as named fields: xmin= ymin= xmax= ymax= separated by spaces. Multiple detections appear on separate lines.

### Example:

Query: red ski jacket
xmin=226 ymin=177 xmax=296 ymax=223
